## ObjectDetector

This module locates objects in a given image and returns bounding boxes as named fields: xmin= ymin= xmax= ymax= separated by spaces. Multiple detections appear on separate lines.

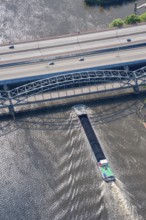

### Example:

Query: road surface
xmin=0 ymin=46 xmax=146 ymax=83
xmin=0 ymin=25 xmax=146 ymax=64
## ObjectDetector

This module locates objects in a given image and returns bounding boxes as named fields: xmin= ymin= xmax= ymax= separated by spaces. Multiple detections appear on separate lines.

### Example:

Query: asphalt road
xmin=0 ymin=47 xmax=146 ymax=82
xmin=0 ymin=25 xmax=146 ymax=64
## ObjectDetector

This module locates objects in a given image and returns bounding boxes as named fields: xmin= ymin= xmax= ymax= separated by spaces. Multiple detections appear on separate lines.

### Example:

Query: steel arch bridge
xmin=0 ymin=66 xmax=146 ymax=113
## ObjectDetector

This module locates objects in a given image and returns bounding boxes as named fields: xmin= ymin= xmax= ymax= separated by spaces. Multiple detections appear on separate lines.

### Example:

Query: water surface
xmin=0 ymin=0 xmax=145 ymax=42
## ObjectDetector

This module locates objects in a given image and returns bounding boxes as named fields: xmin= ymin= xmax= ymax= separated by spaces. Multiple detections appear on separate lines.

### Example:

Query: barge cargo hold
xmin=73 ymin=105 xmax=115 ymax=182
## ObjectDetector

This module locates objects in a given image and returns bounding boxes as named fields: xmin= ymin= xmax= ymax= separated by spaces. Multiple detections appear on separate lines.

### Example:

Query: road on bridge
xmin=0 ymin=24 xmax=146 ymax=64
xmin=0 ymin=24 xmax=146 ymax=85
xmin=0 ymin=46 xmax=146 ymax=84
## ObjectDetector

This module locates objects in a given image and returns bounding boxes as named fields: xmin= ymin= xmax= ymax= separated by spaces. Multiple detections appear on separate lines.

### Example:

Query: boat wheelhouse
xmin=98 ymin=159 xmax=115 ymax=182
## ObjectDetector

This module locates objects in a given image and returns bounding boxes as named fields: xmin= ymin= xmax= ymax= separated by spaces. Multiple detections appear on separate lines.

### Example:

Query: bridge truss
xmin=0 ymin=66 xmax=146 ymax=113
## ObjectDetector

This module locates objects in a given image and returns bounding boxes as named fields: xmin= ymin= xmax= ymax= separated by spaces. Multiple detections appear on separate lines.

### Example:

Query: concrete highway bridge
xmin=0 ymin=66 xmax=146 ymax=117
xmin=0 ymin=24 xmax=146 ymax=85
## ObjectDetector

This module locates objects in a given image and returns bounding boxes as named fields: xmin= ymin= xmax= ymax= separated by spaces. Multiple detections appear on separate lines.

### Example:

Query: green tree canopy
xmin=124 ymin=14 xmax=140 ymax=24
xmin=139 ymin=13 xmax=146 ymax=22
xmin=85 ymin=0 xmax=135 ymax=6
xmin=109 ymin=18 xmax=124 ymax=28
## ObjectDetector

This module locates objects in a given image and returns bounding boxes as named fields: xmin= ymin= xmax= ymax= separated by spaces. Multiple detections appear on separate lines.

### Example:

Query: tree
xmin=84 ymin=0 xmax=133 ymax=6
xmin=84 ymin=0 xmax=97 ymax=5
xmin=109 ymin=18 xmax=124 ymax=28
xmin=124 ymin=14 xmax=140 ymax=25
xmin=139 ymin=13 xmax=146 ymax=22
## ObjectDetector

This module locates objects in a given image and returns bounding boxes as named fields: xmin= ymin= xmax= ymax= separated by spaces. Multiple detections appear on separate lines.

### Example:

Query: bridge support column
xmin=8 ymin=104 xmax=15 ymax=120
xmin=133 ymin=85 xmax=139 ymax=94
xmin=3 ymin=85 xmax=15 ymax=120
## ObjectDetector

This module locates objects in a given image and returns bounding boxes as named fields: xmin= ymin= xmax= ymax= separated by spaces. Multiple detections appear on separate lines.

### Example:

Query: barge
xmin=73 ymin=105 xmax=115 ymax=183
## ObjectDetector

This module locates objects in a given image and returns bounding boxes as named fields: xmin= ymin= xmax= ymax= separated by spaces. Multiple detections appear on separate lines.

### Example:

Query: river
xmin=0 ymin=95 xmax=146 ymax=219
xmin=0 ymin=0 xmax=146 ymax=42
xmin=0 ymin=0 xmax=146 ymax=219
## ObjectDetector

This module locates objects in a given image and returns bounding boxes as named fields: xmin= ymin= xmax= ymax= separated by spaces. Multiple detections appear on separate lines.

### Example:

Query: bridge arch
xmin=0 ymin=67 xmax=146 ymax=111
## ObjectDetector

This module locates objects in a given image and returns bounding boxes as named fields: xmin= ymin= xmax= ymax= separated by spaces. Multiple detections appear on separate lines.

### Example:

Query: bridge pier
xmin=133 ymin=85 xmax=139 ymax=94
xmin=3 ymin=84 xmax=15 ymax=120
xmin=8 ymin=104 xmax=15 ymax=120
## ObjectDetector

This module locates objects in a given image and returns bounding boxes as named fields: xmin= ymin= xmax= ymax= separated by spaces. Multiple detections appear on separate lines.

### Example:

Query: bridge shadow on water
xmin=0 ymin=93 xmax=146 ymax=137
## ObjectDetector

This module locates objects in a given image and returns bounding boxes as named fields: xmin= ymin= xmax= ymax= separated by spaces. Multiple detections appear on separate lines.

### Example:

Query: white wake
xmin=100 ymin=179 xmax=143 ymax=220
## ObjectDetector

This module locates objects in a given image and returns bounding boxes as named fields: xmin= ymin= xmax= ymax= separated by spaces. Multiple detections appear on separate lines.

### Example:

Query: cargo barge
xmin=73 ymin=105 xmax=115 ymax=182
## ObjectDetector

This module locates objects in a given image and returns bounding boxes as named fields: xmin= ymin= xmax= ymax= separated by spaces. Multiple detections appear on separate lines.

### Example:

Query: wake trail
xmin=100 ymin=179 xmax=144 ymax=220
